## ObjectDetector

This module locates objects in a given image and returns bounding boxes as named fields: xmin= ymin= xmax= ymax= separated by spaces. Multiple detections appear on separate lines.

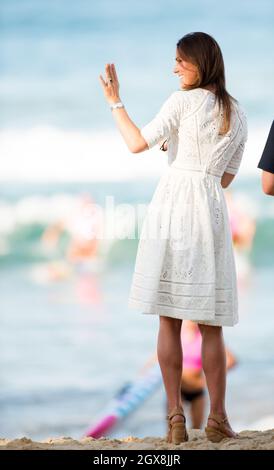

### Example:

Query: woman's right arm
xmin=222 ymin=109 xmax=248 ymax=188
xmin=221 ymin=137 xmax=247 ymax=188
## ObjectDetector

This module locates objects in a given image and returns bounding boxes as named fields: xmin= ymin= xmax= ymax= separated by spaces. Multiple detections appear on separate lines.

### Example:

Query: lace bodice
xmin=140 ymin=88 xmax=248 ymax=177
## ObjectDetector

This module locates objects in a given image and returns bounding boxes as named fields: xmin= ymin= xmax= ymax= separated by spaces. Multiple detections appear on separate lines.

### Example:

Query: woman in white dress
xmin=99 ymin=32 xmax=248 ymax=444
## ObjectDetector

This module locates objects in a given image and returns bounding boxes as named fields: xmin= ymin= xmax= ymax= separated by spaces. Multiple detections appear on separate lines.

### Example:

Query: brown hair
xmin=176 ymin=32 xmax=237 ymax=135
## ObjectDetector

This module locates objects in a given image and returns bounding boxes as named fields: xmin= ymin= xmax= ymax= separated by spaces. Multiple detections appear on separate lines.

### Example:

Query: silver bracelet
xmin=110 ymin=101 xmax=125 ymax=110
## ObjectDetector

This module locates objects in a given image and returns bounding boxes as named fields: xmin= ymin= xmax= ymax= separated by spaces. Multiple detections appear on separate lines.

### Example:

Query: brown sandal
xmin=205 ymin=413 xmax=239 ymax=443
xmin=166 ymin=406 xmax=189 ymax=445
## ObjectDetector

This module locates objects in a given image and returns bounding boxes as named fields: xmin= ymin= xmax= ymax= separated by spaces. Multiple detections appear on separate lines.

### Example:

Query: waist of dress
xmin=169 ymin=165 xmax=222 ymax=181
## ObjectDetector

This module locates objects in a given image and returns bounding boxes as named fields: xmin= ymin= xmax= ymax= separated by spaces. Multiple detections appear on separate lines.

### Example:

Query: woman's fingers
xmin=106 ymin=63 xmax=119 ymax=83
xmin=99 ymin=74 xmax=107 ymax=88
xmin=105 ymin=63 xmax=114 ymax=83
xmin=112 ymin=64 xmax=118 ymax=82
xmin=99 ymin=64 xmax=111 ymax=90
xmin=109 ymin=63 xmax=116 ymax=82
xmin=99 ymin=63 xmax=120 ymax=102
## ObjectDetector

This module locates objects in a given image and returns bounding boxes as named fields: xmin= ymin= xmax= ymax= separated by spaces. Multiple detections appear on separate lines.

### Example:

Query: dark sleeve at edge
xmin=257 ymin=120 xmax=274 ymax=173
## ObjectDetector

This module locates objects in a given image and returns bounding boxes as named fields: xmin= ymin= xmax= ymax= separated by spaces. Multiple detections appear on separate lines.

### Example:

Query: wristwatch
xmin=110 ymin=101 xmax=125 ymax=110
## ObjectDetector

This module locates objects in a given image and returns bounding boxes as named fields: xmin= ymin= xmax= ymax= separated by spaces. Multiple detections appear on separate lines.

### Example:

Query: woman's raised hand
xmin=99 ymin=63 xmax=121 ymax=104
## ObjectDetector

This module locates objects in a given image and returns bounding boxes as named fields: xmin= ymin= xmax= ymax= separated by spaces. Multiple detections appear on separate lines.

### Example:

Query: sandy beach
xmin=1 ymin=429 xmax=274 ymax=450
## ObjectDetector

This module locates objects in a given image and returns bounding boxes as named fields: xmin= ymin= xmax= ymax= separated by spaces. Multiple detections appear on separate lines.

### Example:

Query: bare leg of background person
xmin=190 ymin=395 xmax=206 ymax=429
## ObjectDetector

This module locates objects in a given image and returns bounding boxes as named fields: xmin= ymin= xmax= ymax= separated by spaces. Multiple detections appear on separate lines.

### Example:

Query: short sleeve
xmin=225 ymin=141 xmax=246 ymax=175
xmin=257 ymin=120 xmax=274 ymax=174
xmin=224 ymin=108 xmax=248 ymax=175
xmin=140 ymin=91 xmax=182 ymax=149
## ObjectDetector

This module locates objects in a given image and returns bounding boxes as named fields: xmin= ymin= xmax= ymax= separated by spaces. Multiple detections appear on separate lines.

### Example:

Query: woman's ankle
xmin=209 ymin=406 xmax=226 ymax=417
xmin=168 ymin=402 xmax=183 ymax=414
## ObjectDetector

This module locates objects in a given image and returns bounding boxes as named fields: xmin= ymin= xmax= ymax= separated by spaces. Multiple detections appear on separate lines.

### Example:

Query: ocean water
xmin=0 ymin=0 xmax=274 ymax=440
xmin=1 ymin=253 xmax=274 ymax=439
xmin=1 ymin=0 xmax=274 ymax=129
xmin=0 ymin=0 xmax=274 ymax=182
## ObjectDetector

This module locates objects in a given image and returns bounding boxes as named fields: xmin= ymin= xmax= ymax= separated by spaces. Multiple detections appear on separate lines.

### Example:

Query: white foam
xmin=0 ymin=126 xmax=167 ymax=182
xmin=0 ymin=124 xmax=269 ymax=182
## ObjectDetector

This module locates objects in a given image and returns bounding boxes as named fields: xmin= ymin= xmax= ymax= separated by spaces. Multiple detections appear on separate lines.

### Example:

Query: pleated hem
xmin=128 ymin=298 xmax=238 ymax=327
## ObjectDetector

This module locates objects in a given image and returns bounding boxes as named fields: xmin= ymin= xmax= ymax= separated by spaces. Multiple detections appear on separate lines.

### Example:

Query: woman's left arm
xmin=99 ymin=63 xmax=149 ymax=153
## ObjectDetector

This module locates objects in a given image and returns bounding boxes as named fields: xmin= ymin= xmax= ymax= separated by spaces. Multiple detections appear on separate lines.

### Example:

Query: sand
xmin=1 ymin=429 xmax=274 ymax=450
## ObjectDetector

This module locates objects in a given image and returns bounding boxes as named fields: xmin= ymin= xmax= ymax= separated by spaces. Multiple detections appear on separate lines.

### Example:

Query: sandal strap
xmin=208 ymin=413 xmax=228 ymax=425
xmin=167 ymin=406 xmax=186 ymax=421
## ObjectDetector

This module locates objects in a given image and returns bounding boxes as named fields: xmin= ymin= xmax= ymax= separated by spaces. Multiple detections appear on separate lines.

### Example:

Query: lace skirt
xmin=128 ymin=166 xmax=238 ymax=327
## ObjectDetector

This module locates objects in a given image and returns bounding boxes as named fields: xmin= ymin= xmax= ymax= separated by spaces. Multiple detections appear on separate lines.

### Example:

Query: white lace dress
xmin=128 ymin=87 xmax=248 ymax=326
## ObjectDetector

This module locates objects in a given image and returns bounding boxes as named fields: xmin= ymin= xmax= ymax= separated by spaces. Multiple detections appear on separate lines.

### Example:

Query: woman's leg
xmin=190 ymin=395 xmax=205 ymax=429
xmin=157 ymin=315 xmax=184 ymax=424
xmin=198 ymin=324 xmax=236 ymax=435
